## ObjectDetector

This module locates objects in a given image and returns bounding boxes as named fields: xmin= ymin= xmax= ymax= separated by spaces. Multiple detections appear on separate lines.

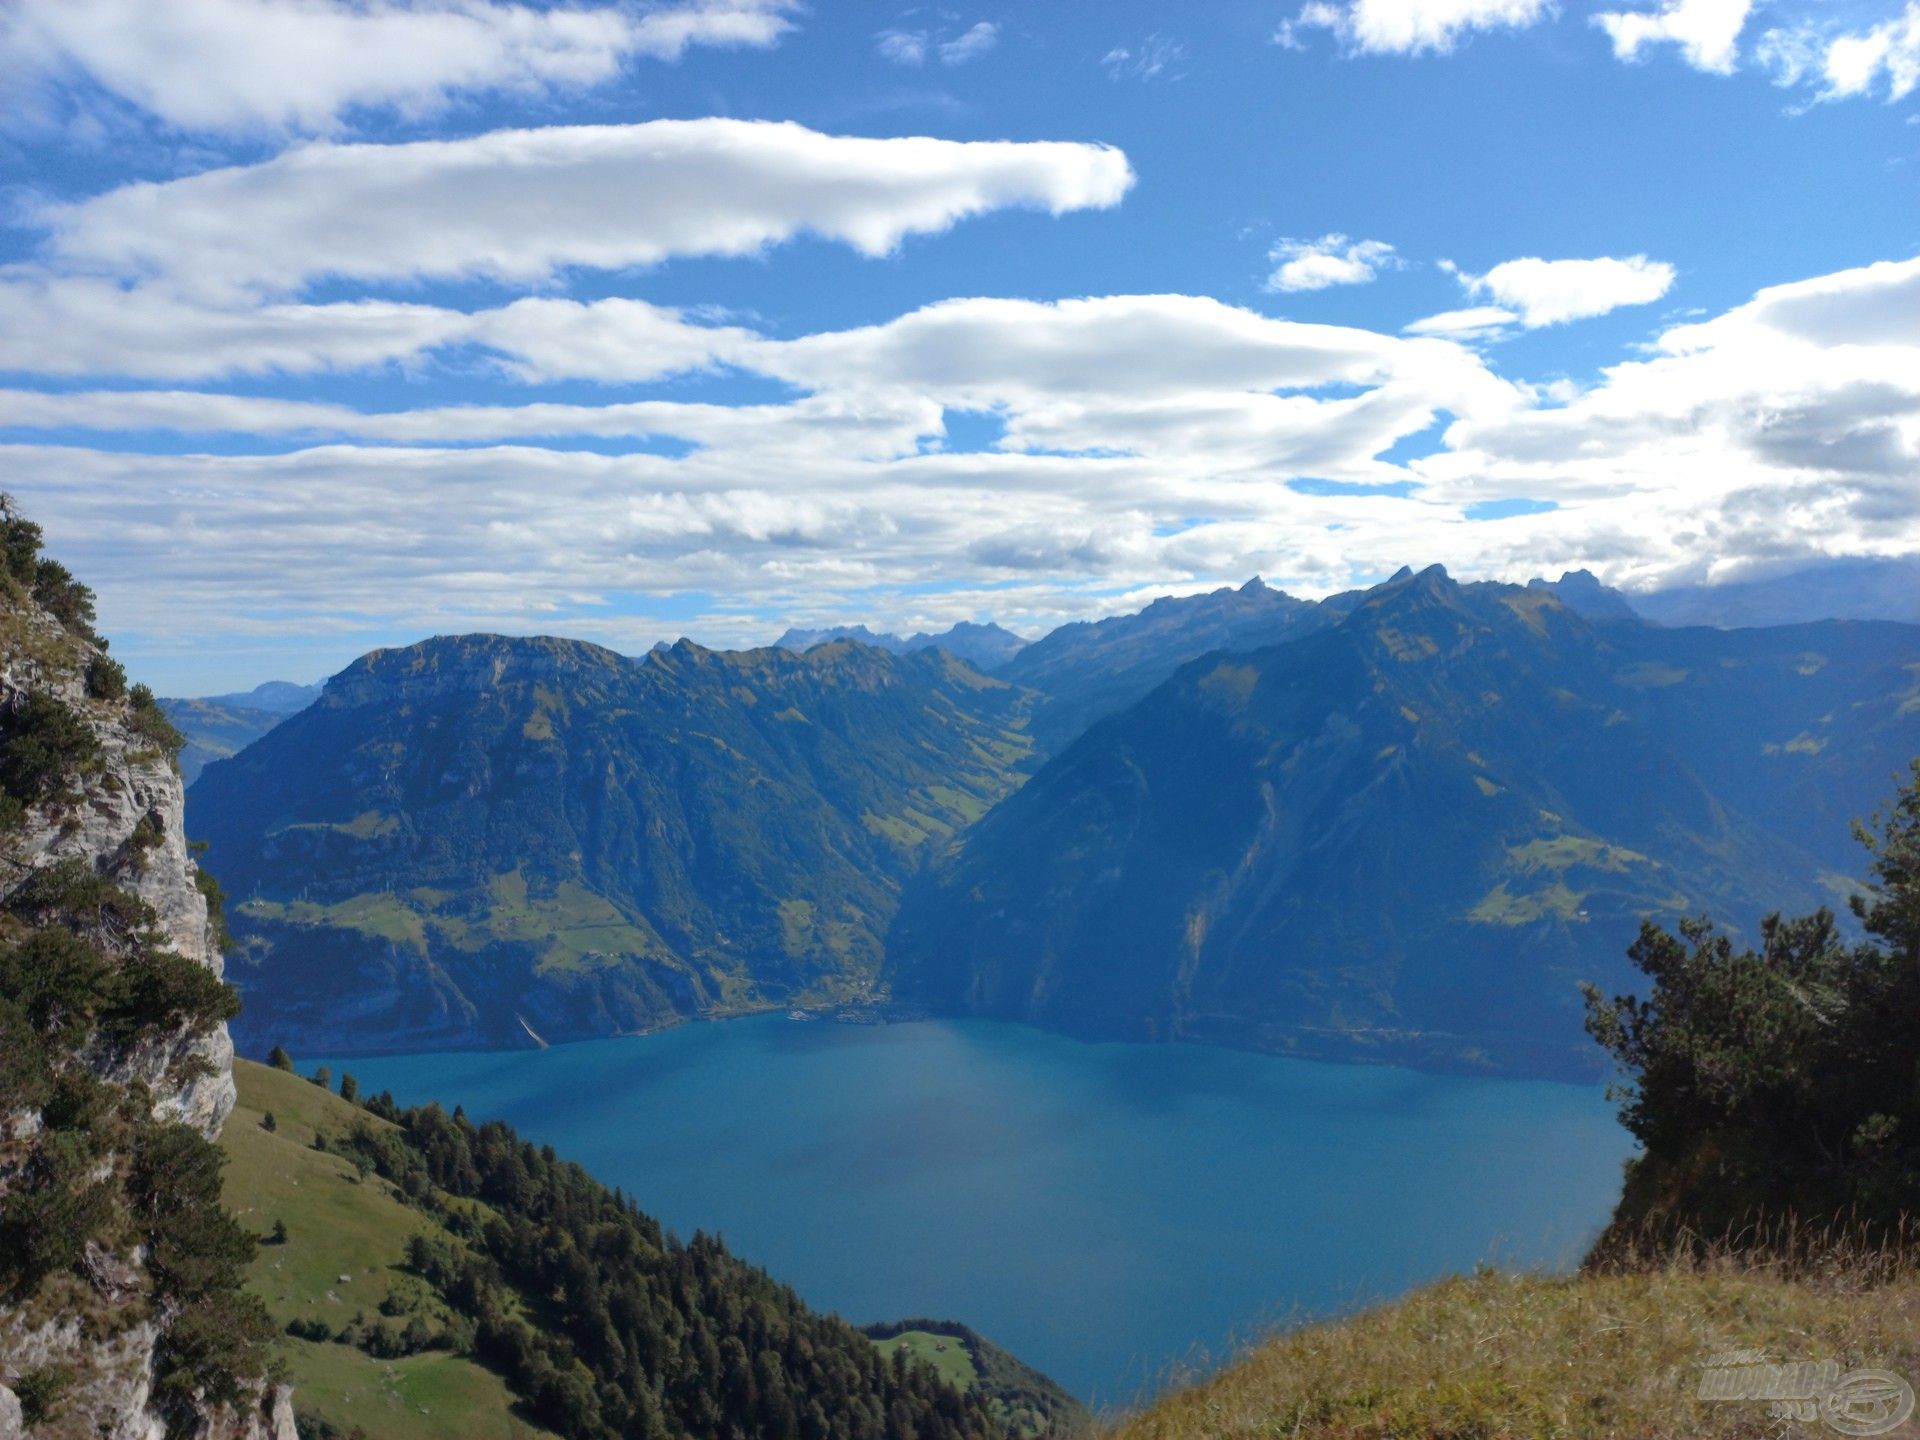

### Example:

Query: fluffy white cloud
xmin=1759 ymin=3 xmax=1920 ymax=101
xmin=0 ymin=0 xmax=798 ymax=134
xmin=1594 ymin=0 xmax=1752 ymax=73
xmin=1277 ymin=0 xmax=1551 ymax=55
xmin=754 ymin=295 xmax=1432 ymax=405
xmin=1267 ymin=235 xmax=1401 ymax=292
xmin=1450 ymin=254 xmax=1676 ymax=327
xmin=40 ymin=120 xmax=1133 ymax=299
xmin=1416 ymin=255 xmax=1920 ymax=584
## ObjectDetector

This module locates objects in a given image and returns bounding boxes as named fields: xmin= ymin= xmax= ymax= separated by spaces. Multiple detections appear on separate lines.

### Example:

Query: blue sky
xmin=0 ymin=0 xmax=1915 ymax=693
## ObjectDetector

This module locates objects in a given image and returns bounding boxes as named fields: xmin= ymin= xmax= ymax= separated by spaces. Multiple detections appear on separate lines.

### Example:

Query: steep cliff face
xmin=0 ymin=502 xmax=293 ymax=1440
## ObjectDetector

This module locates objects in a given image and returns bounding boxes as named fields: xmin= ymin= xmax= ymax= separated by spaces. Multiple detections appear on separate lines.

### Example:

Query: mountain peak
xmin=1526 ymin=569 xmax=1640 ymax=622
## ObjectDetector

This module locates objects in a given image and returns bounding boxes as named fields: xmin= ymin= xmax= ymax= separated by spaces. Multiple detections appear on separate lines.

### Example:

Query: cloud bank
xmin=39 ymin=120 xmax=1135 ymax=300
xmin=0 ymin=0 xmax=799 ymax=133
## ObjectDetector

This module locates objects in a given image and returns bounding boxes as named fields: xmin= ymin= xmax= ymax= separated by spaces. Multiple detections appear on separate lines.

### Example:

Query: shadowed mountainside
xmin=886 ymin=567 xmax=1920 ymax=1077
xmin=995 ymin=577 xmax=1337 ymax=753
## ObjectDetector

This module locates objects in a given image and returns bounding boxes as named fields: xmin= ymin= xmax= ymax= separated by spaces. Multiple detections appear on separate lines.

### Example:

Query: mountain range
xmin=1629 ymin=555 xmax=1920 ymax=629
xmin=776 ymin=619 xmax=1030 ymax=670
xmin=885 ymin=567 xmax=1920 ymax=1076
xmin=161 ymin=681 xmax=322 ymax=783
xmin=192 ymin=635 xmax=1036 ymax=1056
xmin=184 ymin=566 xmax=1920 ymax=1073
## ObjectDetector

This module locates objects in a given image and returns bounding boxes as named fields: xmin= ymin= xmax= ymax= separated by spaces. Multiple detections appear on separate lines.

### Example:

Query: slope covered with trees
xmin=191 ymin=633 xmax=1037 ymax=1056
xmin=237 ymin=1050 xmax=1039 ymax=1440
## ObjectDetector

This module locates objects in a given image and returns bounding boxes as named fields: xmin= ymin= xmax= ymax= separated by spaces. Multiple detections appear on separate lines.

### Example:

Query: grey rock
xmin=0 ymin=591 xmax=283 ymax=1438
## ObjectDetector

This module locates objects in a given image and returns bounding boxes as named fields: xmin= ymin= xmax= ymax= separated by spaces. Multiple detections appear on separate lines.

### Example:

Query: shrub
xmin=0 ymin=689 xmax=99 ymax=813
xmin=194 ymin=865 xmax=235 ymax=951
xmin=0 ymin=929 xmax=112 ymax=1042
xmin=85 ymin=653 xmax=127 ymax=701
xmin=128 ymin=810 xmax=165 ymax=864
xmin=30 ymin=558 xmax=100 ymax=643
xmin=127 ymin=684 xmax=185 ymax=758
xmin=5 ymin=858 xmax=155 ymax=947
xmin=269 ymin=1045 xmax=294 ymax=1071
xmin=103 ymin=947 xmax=239 ymax=1049
xmin=13 ymin=1365 xmax=74 ymax=1426
xmin=1585 ymin=758 xmax=1920 ymax=1254
xmin=0 ymin=1128 xmax=117 ymax=1292
xmin=0 ymin=500 xmax=44 ymax=587
xmin=0 ymin=996 xmax=52 ymax=1115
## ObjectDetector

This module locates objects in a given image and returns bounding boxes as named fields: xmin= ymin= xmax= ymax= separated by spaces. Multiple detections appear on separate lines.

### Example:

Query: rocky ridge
xmin=0 ymin=505 xmax=294 ymax=1440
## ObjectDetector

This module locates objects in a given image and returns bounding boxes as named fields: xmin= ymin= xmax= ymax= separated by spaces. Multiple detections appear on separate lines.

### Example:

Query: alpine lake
xmin=318 ymin=1014 xmax=1632 ymax=1408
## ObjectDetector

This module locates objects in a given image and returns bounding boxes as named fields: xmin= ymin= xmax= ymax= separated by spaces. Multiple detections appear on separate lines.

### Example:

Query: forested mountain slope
xmin=887 ymin=567 xmax=1920 ymax=1077
xmin=230 ymin=1057 xmax=1068 ymax=1440
xmin=191 ymin=634 xmax=1036 ymax=1056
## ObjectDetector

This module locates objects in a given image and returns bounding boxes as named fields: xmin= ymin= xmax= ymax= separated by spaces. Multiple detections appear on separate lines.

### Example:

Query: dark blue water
xmin=319 ymin=1017 xmax=1631 ymax=1407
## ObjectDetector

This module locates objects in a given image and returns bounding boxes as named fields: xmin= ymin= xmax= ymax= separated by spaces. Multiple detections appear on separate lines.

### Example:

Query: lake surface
xmin=318 ymin=1016 xmax=1632 ymax=1407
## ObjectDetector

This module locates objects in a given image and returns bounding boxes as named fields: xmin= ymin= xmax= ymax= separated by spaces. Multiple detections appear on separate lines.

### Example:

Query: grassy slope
xmin=868 ymin=1322 xmax=1094 ymax=1440
xmin=875 ymin=1330 xmax=982 ymax=1392
xmin=1111 ymin=1264 xmax=1920 ymax=1440
xmin=221 ymin=1060 xmax=554 ymax=1440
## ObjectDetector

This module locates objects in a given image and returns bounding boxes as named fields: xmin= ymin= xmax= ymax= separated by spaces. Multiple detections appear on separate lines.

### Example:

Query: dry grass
xmin=1110 ymin=1247 xmax=1920 ymax=1440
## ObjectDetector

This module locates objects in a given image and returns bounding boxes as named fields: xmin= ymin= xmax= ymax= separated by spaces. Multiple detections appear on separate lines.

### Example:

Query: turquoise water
xmin=318 ymin=1016 xmax=1632 ymax=1407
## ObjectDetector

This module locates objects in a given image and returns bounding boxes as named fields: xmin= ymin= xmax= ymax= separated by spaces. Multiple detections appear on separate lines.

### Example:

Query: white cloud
xmin=1401 ymin=257 xmax=1920 ymax=595
xmin=40 ymin=120 xmax=1134 ymax=299
xmin=0 ymin=0 xmax=799 ymax=133
xmin=939 ymin=21 xmax=1000 ymax=64
xmin=1100 ymin=35 xmax=1189 ymax=81
xmin=0 ymin=277 xmax=472 ymax=379
xmin=1594 ymin=0 xmax=1752 ymax=73
xmin=1277 ymin=0 xmax=1552 ymax=55
xmin=1403 ymin=305 xmax=1518 ymax=337
xmin=752 ymin=294 xmax=1438 ymax=406
xmin=1267 ymin=235 xmax=1402 ymax=292
xmin=5 ymin=257 xmax=1918 ymax=683
xmin=876 ymin=29 xmax=930 ymax=64
xmin=876 ymin=19 xmax=999 ymax=66
xmin=1758 ymin=3 xmax=1920 ymax=101
xmin=1450 ymin=254 xmax=1676 ymax=327
xmin=0 ymin=278 xmax=749 ymax=381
